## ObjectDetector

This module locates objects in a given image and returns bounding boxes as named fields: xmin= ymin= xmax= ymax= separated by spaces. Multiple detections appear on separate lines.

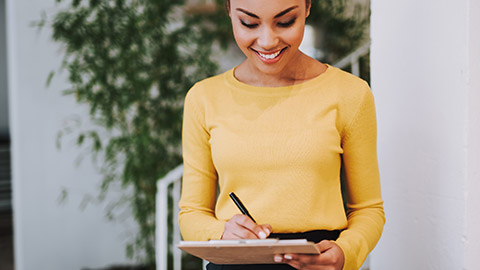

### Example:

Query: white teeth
xmin=258 ymin=50 xmax=281 ymax=59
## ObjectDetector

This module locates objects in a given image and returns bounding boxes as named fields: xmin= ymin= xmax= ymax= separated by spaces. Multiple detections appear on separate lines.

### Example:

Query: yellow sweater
xmin=179 ymin=65 xmax=385 ymax=270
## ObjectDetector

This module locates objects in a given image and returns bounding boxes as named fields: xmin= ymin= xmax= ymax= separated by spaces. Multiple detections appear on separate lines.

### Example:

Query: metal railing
xmin=334 ymin=41 xmax=370 ymax=77
xmin=156 ymin=42 xmax=372 ymax=270
xmin=156 ymin=164 xmax=184 ymax=270
xmin=0 ymin=142 xmax=12 ymax=212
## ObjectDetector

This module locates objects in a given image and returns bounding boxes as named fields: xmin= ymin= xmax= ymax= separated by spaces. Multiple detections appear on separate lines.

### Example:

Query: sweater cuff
xmin=335 ymin=239 xmax=357 ymax=270
xmin=208 ymin=220 xmax=227 ymax=240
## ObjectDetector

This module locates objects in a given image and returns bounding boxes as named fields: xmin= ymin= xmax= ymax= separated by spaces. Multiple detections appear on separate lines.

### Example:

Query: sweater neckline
xmin=224 ymin=64 xmax=335 ymax=96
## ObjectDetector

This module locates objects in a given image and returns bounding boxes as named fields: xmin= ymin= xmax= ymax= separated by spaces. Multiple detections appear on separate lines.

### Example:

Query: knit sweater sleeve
xmin=335 ymin=87 xmax=385 ymax=270
xmin=178 ymin=85 xmax=225 ymax=241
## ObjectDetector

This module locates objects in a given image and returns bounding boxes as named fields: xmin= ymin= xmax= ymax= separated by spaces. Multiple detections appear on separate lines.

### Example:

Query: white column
xmin=465 ymin=0 xmax=480 ymax=269
xmin=0 ymin=0 xmax=8 ymax=135
xmin=370 ymin=0 xmax=474 ymax=269
xmin=6 ymin=0 xmax=136 ymax=269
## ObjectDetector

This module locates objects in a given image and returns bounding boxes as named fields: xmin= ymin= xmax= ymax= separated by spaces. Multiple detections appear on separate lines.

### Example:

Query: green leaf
xmin=46 ymin=71 xmax=55 ymax=87
xmin=77 ymin=134 xmax=85 ymax=146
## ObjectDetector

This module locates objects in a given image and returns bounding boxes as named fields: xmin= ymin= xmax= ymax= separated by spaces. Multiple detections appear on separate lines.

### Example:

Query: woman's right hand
xmin=221 ymin=214 xmax=272 ymax=240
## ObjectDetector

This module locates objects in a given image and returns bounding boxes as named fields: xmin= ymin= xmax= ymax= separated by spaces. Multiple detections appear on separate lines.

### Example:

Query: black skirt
xmin=206 ymin=230 xmax=341 ymax=270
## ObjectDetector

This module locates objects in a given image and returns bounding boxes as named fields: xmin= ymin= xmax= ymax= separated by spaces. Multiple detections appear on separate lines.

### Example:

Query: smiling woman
xmin=178 ymin=0 xmax=385 ymax=269
xmin=228 ymin=0 xmax=324 ymax=87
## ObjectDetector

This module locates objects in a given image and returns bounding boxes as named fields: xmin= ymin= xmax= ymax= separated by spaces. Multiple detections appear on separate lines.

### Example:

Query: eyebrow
xmin=236 ymin=6 xmax=299 ymax=19
xmin=274 ymin=6 xmax=298 ymax=18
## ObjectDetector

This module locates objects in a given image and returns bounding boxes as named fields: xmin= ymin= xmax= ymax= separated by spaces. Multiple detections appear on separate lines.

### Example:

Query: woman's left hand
xmin=274 ymin=240 xmax=344 ymax=270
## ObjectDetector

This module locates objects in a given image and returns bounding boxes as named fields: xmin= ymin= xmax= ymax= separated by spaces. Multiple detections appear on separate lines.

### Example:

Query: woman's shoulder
xmin=324 ymin=67 xmax=375 ymax=120
xmin=184 ymin=69 xmax=234 ymax=110
xmin=191 ymin=70 xmax=231 ymax=90
xmin=186 ymin=70 xmax=231 ymax=98
xmin=327 ymin=66 xmax=371 ymax=94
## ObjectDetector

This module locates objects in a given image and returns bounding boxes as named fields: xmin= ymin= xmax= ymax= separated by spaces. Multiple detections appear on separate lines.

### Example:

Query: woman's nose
xmin=256 ymin=26 xmax=279 ymax=50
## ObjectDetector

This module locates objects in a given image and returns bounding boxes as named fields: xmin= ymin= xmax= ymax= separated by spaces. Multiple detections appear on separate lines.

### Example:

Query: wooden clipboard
xmin=177 ymin=239 xmax=320 ymax=264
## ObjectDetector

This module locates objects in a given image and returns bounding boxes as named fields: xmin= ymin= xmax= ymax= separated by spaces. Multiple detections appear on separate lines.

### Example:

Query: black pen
xmin=229 ymin=192 xmax=257 ymax=223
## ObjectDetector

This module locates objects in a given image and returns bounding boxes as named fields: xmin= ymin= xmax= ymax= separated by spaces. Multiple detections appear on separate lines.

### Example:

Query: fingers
xmin=274 ymin=254 xmax=317 ymax=270
xmin=285 ymin=259 xmax=309 ymax=270
xmin=273 ymin=241 xmax=344 ymax=270
xmin=222 ymin=214 xmax=272 ymax=240
xmin=262 ymin=224 xmax=273 ymax=233
xmin=316 ymin=240 xmax=335 ymax=253
xmin=275 ymin=254 xmax=319 ymax=268
xmin=259 ymin=224 xmax=272 ymax=238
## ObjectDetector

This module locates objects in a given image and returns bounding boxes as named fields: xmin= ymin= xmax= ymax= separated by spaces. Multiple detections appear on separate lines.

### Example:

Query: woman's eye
xmin=240 ymin=20 xmax=259 ymax=29
xmin=278 ymin=18 xmax=296 ymax=28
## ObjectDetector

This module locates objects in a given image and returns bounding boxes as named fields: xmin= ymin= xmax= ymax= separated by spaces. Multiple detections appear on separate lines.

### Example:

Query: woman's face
xmin=229 ymin=0 xmax=310 ymax=75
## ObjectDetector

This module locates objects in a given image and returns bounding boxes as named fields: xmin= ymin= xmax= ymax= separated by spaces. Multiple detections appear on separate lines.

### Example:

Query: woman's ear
xmin=305 ymin=3 xmax=311 ymax=18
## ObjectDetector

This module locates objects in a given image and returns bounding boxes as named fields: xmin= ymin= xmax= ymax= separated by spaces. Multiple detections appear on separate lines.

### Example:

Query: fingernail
xmin=274 ymin=255 xmax=282 ymax=263
xmin=284 ymin=254 xmax=293 ymax=260
xmin=259 ymin=231 xmax=267 ymax=239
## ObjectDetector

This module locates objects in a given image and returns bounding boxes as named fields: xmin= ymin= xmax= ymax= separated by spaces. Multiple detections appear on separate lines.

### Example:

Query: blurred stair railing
xmin=156 ymin=164 xmax=184 ymax=270
xmin=0 ymin=142 xmax=12 ymax=212
xmin=334 ymin=41 xmax=370 ymax=77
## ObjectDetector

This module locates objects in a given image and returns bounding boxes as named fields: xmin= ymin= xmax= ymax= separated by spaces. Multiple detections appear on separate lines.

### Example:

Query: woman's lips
xmin=252 ymin=47 xmax=288 ymax=64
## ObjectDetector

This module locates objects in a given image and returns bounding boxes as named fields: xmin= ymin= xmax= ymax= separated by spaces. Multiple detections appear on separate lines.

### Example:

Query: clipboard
xmin=177 ymin=239 xmax=320 ymax=264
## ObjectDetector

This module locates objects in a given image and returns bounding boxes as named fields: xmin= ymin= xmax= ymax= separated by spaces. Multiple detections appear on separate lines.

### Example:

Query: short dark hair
xmin=225 ymin=0 xmax=311 ymax=13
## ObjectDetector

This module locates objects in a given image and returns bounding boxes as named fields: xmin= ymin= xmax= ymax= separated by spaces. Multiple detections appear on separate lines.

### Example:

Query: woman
xmin=179 ymin=0 xmax=385 ymax=269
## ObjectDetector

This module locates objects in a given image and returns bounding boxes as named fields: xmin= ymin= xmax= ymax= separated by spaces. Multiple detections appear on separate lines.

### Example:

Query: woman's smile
xmin=251 ymin=47 xmax=288 ymax=63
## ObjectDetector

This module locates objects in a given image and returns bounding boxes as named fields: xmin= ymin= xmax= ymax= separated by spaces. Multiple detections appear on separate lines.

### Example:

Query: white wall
xmin=465 ymin=0 xmax=480 ymax=268
xmin=7 ymin=0 xmax=136 ymax=269
xmin=0 ymin=0 xmax=8 ymax=136
xmin=370 ymin=0 xmax=479 ymax=269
